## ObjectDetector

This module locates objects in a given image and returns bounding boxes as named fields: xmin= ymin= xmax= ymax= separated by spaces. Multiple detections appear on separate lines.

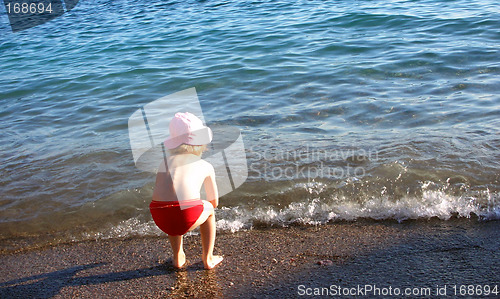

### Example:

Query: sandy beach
xmin=1 ymin=219 xmax=498 ymax=298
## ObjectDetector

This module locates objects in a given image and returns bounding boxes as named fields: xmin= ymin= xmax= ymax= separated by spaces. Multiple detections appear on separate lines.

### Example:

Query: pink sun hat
xmin=164 ymin=112 xmax=213 ymax=149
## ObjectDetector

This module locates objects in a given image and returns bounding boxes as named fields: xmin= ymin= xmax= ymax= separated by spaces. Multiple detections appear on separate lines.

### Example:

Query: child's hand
xmin=209 ymin=199 xmax=217 ymax=209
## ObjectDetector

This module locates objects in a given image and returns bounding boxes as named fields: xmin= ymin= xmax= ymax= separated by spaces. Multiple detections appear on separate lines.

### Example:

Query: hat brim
xmin=164 ymin=126 xmax=213 ymax=149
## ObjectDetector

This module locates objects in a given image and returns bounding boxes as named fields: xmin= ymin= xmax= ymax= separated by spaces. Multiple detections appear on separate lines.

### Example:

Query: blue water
xmin=0 ymin=0 xmax=499 ymax=252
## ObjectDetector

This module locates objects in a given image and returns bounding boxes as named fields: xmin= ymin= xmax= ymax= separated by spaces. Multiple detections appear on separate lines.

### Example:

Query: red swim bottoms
xmin=149 ymin=200 xmax=204 ymax=236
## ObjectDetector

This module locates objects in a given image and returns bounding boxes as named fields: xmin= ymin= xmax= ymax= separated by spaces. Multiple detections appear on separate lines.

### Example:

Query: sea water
xmin=0 ymin=0 xmax=499 ymax=252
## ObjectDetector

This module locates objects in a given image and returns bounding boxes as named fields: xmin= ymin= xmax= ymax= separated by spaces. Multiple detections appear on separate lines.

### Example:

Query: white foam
xmin=82 ymin=218 xmax=163 ymax=241
xmin=215 ymin=189 xmax=500 ymax=228
xmin=78 ymin=188 xmax=498 ymax=242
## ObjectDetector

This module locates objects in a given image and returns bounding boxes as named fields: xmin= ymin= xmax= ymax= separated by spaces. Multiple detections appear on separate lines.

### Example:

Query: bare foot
xmin=204 ymin=255 xmax=223 ymax=270
xmin=173 ymin=252 xmax=186 ymax=269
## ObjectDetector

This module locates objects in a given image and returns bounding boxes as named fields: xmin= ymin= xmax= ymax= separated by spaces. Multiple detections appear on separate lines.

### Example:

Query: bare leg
xmin=187 ymin=200 xmax=213 ymax=233
xmin=199 ymin=208 xmax=223 ymax=269
xmin=168 ymin=235 xmax=186 ymax=269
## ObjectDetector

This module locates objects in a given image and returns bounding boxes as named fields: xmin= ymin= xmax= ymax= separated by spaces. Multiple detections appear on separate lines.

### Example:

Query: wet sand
xmin=1 ymin=219 xmax=499 ymax=298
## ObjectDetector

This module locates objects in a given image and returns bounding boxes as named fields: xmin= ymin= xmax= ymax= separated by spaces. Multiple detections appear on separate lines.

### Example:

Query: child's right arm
xmin=204 ymin=165 xmax=219 ymax=208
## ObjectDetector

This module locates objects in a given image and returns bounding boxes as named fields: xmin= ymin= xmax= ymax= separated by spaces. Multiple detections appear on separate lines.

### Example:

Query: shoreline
xmin=1 ymin=219 xmax=499 ymax=298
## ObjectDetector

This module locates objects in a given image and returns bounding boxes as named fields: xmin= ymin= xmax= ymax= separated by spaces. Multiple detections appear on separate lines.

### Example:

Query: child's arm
xmin=204 ymin=166 xmax=219 ymax=208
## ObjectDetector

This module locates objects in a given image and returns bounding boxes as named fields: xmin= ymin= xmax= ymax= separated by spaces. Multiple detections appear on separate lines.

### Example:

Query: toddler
xmin=150 ymin=112 xmax=223 ymax=269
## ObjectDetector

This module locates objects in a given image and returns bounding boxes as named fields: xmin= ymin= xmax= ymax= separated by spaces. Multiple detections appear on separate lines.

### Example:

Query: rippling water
xmin=0 ymin=0 xmax=499 ymax=252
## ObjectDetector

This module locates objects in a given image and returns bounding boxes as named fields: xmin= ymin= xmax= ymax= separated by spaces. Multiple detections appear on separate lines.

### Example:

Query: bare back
xmin=154 ymin=154 xmax=218 ymax=207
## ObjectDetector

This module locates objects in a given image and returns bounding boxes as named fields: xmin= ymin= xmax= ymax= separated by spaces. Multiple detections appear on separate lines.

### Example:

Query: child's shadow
xmin=1 ymin=263 xmax=106 ymax=299
xmin=1 ymin=260 xmax=221 ymax=298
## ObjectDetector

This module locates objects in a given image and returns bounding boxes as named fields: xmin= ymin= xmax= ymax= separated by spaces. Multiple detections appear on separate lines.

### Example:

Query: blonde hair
xmin=169 ymin=144 xmax=207 ymax=156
